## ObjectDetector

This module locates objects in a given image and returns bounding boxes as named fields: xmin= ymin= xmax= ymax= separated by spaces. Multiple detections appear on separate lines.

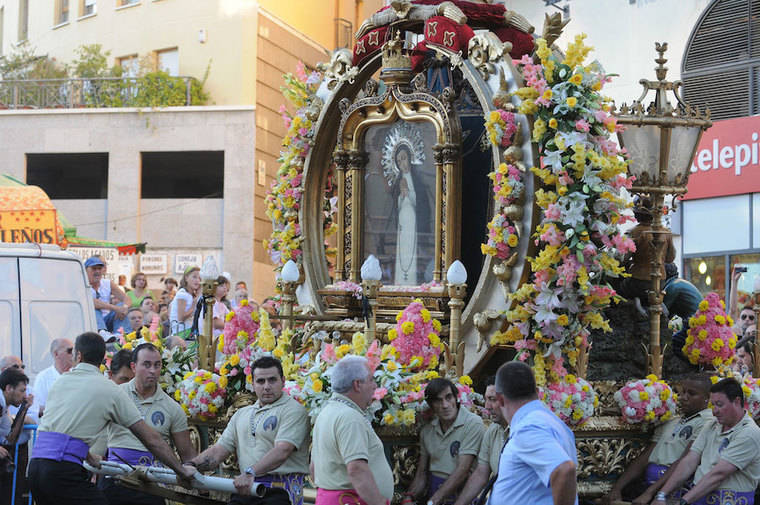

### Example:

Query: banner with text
xmin=685 ymin=115 xmax=760 ymax=200
xmin=0 ymin=209 xmax=58 ymax=244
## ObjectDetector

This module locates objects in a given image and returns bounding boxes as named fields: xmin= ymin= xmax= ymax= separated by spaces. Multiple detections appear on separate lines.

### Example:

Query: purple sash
xmin=645 ymin=463 xmax=668 ymax=485
xmin=107 ymin=447 xmax=157 ymax=467
xmin=316 ymin=488 xmax=368 ymax=505
xmin=258 ymin=473 xmax=306 ymax=505
xmin=31 ymin=431 xmax=89 ymax=465
xmin=693 ymin=490 xmax=754 ymax=505
xmin=429 ymin=474 xmax=460 ymax=505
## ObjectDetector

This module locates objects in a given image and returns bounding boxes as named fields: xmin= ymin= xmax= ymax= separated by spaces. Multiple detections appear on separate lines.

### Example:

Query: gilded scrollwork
xmin=467 ymin=32 xmax=512 ymax=80
xmin=318 ymin=49 xmax=359 ymax=91
xmin=576 ymin=436 xmax=648 ymax=480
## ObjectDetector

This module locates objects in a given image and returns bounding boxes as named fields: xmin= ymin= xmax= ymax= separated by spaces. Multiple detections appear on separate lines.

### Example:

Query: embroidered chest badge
xmin=151 ymin=411 xmax=166 ymax=426
xmin=718 ymin=438 xmax=730 ymax=453
xmin=450 ymin=441 xmax=460 ymax=457
xmin=263 ymin=415 xmax=278 ymax=431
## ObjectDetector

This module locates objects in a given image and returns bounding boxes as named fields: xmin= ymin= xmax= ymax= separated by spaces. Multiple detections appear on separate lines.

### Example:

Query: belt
xmin=31 ymin=431 xmax=89 ymax=465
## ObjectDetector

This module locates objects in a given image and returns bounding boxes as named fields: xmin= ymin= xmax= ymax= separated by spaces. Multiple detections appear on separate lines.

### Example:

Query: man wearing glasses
xmin=0 ymin=356 xmax=25 ymax=372
xmin=34 ymin=338 xmax=73 ymax=418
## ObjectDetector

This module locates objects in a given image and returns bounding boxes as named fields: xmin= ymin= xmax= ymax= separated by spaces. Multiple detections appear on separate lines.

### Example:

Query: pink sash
xmin=316 ymin=488 xmax=369 ymax=505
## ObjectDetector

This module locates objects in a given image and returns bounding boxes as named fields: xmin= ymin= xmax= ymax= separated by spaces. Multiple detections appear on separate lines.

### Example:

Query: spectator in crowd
xmin=652 ymin=378 xmax=760 ymax=505
xmin=126 ymin=307 xmax=145 ymax=333
xmin=489 ymin=361 xmax=577 ymax=505
xmin=733 ymin=305 xmax=756 ymax=340
xmin=603 ymin=374 xmax=712 ymax=504
xmin=453 ymin=376 xmax=508 ymax=505
xmin=663 ymin=263 xmax=704 ymax=357
xmin=34 ymin=338 xmax=73 ymax=418
xmin=232 ymin=288 xmax=249 ymax=310
xmin=733 ymin=340 xmax=754 ymax=376
xmin=235 ymin=281 xmax=247 ymax=293
xmin=311 ymin=355 xmax=393 ymax=505
xmin=159 ymin=290 xmax=173 ymax=306
xmin=213 ymin=276 xmax=230 ymax=363
xmin=86 ymin=256 xmax=129 ymax=331
xmin=0 ymin=368 xmax=31 ymax=504
xmin=406 ymin=378 xmax=485 ymax=505
xmin=140 ymin=296 xmax=157 ymax=315
xmin=109 ymin=350 xmax=135 ymax=386
xmin=0 ymin=356 xmax=24 ymax=372
xmin=189 ymin=356 xmax=309 ymax=504
xmin=157 ymin=303 xmax=170 ymax=337
xmin=169 ymin=266 xmax=202 ymax=337
xmin=262 ymin=298 xmax=280 ymax=331
xmin=126 ymin=272 xmax=156 ymax=308
xmin=163 ymin=277 xmax=178 ymax=298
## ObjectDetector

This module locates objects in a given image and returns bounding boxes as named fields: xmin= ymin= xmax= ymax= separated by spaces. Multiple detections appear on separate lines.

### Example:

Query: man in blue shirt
xmin=489 ymin=361 xmax=577 ymax=505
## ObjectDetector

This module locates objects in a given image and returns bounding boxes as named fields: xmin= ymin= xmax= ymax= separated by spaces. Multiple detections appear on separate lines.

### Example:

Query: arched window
xmin=682 ymin=0 xmax=760 ymax=120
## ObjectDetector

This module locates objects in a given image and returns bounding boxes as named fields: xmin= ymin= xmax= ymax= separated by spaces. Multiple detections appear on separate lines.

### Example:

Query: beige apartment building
xmin=0 ymin=0 xmax=383 ymax=303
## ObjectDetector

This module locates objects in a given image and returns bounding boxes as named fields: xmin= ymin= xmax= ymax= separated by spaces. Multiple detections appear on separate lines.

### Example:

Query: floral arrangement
xmin=160 ymin=344 xmax=198 ymax=394
xmin=614 ymin=375 xmax=677 ymax=424
xmin=175 ymin=370 xmax=227 ymax=420
xmin=220 ymin=299 xmax=261 ymax=355
xmin=541 ymin=374 xmax=597 ymax=427
xmin=218 ymin=308 xmax=294 ymax=393
xmin=116 ymin=316 xmax=164 ymax=352
xmin=490 ymin=34 xmax=634 ymax=387
xmin=265 ymin=62 xmax=329 ymax=271
xmin=742 ymin=376 xmax=760 ymax=418
xmin=682 ymin=293 xmax=737 ymax=368
xmin=485 ymin=109 xmax=519 ymax=148
xmin=387 ymin=299 xmax=443 ymax=370
xmin=329 ymin=280 xmax=363 ymax=299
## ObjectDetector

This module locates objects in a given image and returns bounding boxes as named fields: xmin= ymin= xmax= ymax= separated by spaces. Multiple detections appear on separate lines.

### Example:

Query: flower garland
xmin=614 ymin=375 xmax=677 ymax=424
xmin=485 ymin=108 xmax=518 ymax=148
xmin=490 ymin=34 xmax=634 ymax=387
xmin=541 ymin=374 xmax=597 ymax=427
xmin=387 ymin=299 xmax=443 ymax=370
xmin=682 ymin=293 xmax=737 ymax=367
xmin=219 ymin=299 xmax=261 ymax=355
xmin=265 ymin=62 xmax=331 ymax=272
xmin=175 ymin=370 xmax=226 ymax=420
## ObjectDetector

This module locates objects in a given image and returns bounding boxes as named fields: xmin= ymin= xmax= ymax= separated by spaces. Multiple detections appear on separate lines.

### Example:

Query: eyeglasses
xmin=741 ymin=314 xmax=756 ymax=321
xmin=65 ymin=348 xmax=73 ymax=354
xmin=11 ymin=364 xmax=25 ymax=370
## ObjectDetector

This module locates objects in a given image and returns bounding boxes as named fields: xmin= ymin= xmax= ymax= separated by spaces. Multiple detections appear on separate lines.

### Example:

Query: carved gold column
xmin=647 ymin=193 xmax=667 ymax=377
xmin=200 ymin=279 xmax=216 ymax=371
xmin=348 ymin=150 xmax=366 ymax=282
xmin=334 ymin=150 xmax=349 ymax=281
xmin=362 ymin=279 xmax=381 ymax=341
xmin=280 ymin=282 xmax=296 ymax=333
xmin=432 ymin=145 xmax=444 ymax=282
xmin=448 ymin=283 xmax=466 ymax=377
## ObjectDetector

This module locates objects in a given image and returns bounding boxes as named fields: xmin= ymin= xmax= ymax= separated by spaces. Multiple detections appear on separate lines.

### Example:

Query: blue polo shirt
xmin=488 ymin=400 xmax=578 ymax=505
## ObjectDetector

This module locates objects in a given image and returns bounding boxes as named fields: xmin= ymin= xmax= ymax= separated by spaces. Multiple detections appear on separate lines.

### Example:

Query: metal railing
xmin=0 ymin=76 xmax=198 ymax=109
xmin=10 ymin=424 xmax=37 ymax=505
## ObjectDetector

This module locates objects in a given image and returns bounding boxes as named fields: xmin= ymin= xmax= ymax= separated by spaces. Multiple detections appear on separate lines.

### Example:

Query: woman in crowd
xmin=213 ymin=275 xmax=230 ymax=362
xmin=169 ymin=266 xmax=202 ymax=337
xmin=127 ymin=272 xmax=156 ymax=308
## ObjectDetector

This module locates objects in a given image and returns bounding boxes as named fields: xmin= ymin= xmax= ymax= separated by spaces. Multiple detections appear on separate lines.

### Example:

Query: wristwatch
xmin=680 ymin=499 xmax=689 ymax=505
xmin=245 ymin=466 xmax=256 ymax=477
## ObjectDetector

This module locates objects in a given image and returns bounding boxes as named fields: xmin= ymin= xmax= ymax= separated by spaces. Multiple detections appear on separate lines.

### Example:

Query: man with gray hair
xmin=311 ymin=355 xmax=393 ymax=505
xmin=0 ymin=356 xmax=24 ymax=372
xmin=34 ymin=338 xmax=74 ymax=418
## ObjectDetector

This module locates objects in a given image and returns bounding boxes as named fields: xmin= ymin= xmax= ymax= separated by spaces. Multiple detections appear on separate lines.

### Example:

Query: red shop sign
xmin=684 ymin=115 xmax=760 ymax=200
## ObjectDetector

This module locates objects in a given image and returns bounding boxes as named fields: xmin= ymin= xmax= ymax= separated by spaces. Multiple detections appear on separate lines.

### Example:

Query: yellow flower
xmin=396 ymin=311 xmax=403 ymax=322
xmin=383 ymin=412 xmax=396 ymax=425
xmin=421 ymin=309 xmax=431 ymax=323
xmin=336 ymin=344 xmax=352 ymax=358
xmin=548 ymin=118 xmax=558 ymax=129
xmin=428 ymin=333 xmax=441 ymax=348
xmin=459 ymin=375 xmax=473 ymax=386
xmin=313 ymin=379 xmax=323 ymax=393
xmin=698 ymin=330 xmax=708 ymax=341
xmin=218 ymin=376 xmax=228 ymax=388
xmin=566 ymin=96 xmax=577 ymax=108
xmin=401 ymin=321 xmax=416 ymax=335
xmin=387 ymin=361 xmax=398 ymax=372
xmin=711 ymin=339 xmax=724 ymax=351
xmin=569 ymin=73 xmax=583 ymax=86
xmin=639 ymin=391 xmax=649 ymax=400
xmin=698 ymin=300 xmax=709 ymax=312
xmin=507 ymin=234 xmax=519 ymax=247
xmin=542 ymin=89 xmax=553 ymax=101
xmin=225 ymin=311 xmax=235 ymax=322
xmin=432 ymin=319 xmax=442 ymax=332
xmin=229 ymin=354 xmax=240 ymax=366
xmin=240 ymin=299 xmax=248 ymax=307
xmin=208 ymin=404 xmax=218 ymax=414
xmin=174 ymin=390 xmax=182 ymax=401
xmin=645 ymin=374 xmax=658 ymax=382
xmin=715 ymin=315 xmax=726 ymax=325
xmin=220 ymin=366 xmax=229 ymax=376
xmin=387 ymin=328 xmax=398 ymax=341
xmin=565 ymin=374 xmax=577 ymax=384
xmin=123 ymin=342 xmax=133 ymax=350
xmin=556 ymin=314 xmax=569 ymax=326
xmin=246 ymin=374 xmax=253 ymax=383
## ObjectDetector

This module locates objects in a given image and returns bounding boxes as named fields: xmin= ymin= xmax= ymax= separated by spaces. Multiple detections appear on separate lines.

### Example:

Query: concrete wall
xmin=0 ymin=106 xmax=256 ymax=287
xmin=506 ymin=0 xmax=712 ymax=107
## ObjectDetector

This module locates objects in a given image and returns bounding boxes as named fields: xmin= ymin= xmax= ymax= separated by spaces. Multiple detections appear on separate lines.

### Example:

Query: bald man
xmin=34 ymin=338 xmax=74 ymax=418
xmin=0 ymin=356 xmax=24 ymax=372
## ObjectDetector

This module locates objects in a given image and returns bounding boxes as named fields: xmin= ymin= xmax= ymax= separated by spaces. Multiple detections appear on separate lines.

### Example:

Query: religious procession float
xmin=107 ymin=1 xmax=760 ymax=503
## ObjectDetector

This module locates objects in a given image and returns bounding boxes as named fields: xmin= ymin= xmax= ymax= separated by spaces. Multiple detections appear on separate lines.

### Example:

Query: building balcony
xmin=0 ymin=75 xmax=207 ymax=109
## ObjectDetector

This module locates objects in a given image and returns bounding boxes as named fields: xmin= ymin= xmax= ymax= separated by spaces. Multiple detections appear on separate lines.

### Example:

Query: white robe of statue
xmin=394 ymin=171 xmax=417 ymax=285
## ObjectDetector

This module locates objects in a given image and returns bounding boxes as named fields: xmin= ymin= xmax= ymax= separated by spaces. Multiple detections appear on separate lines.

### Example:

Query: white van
xmin=0 ymin=243 xmax=97 ymax=379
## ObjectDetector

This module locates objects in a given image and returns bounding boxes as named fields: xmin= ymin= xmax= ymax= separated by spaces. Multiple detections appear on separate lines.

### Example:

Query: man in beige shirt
xmin=452 ymin=377 xmax=507 ymax=505
xmin=311 ymin=355 xmax=393 ymax=505
xmin=101 ymin=342 xmax=197 ymax=505
xmin=653 ymin=377 xmax=760 ymax=505
xmin=406 ymin=378 xmax=485 ymax=505
xmin=603 ymin=374 xmax=712 ymax=505
xmin=189 ymin=356 xmax=310 ymax=505
xmin=27 ymin=332 xmax=195 ymax=505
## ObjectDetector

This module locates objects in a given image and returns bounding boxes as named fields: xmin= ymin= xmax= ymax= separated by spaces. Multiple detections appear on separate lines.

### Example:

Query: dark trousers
xmin=230 ymin=488 xmax=291 ymax=505
xmin=99 ymin=476 xmax=166 ymax=505
xmin=28 ymin=458 xmax=107 ymax=505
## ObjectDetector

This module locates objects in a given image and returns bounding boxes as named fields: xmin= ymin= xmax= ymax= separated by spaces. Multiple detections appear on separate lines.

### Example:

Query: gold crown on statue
xmin=380 ymin=31 xmax=412 ymax=85
xmin=381 ymin=31 xmax=411 ymax=71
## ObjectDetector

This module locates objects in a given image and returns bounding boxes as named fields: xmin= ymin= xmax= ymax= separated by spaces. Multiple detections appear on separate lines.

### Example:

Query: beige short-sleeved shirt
xmin=477 ymin=422 xmax=507 ymax=475
xmin=217 ymin=393 xmax=309 ymax=475
xmin=38 ymin=363 xmax=142 ymax=448
xmin=691 ymin=413 xmax=760 ymax=492
xmin=420 ymin=407 xmax=485 ymax=477
xmin=649 ymin=409 xmax=712 ymax=466
xmin=107 ymin=379 xmax=188 ymax=451
xmin=311 ymin=393 xmax=394 ymax=500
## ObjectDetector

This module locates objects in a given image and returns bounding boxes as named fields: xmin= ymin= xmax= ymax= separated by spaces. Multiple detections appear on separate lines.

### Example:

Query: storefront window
xmin=683 ymin=255 xmax=726 ymax=300
xmin=729 ymin=253 xmax=760 ymax=313
xmin=682 ymin=195 xmax=749 ymax=254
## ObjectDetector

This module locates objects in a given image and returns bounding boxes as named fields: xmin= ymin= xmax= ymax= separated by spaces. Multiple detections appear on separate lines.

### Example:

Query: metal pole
xmin=648 ymin=193 xmax=666 ymax=377
xmin=448 ymin=283 xmax=466 ymax=377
